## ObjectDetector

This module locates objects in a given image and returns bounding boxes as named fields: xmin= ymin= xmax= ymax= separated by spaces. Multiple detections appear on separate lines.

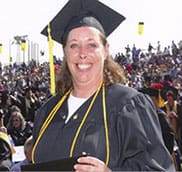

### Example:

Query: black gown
xmin=0 ymin=137 xmax=12 ymax=171
xmin=32 ymin=84 xmax=175 ymax=171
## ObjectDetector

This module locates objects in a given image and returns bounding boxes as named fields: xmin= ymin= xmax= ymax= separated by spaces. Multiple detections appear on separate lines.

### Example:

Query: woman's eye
xmin=70 ymin=44 xmax=78 ymax=49
xmin=88 ymin=43 xmax=97 ymax=48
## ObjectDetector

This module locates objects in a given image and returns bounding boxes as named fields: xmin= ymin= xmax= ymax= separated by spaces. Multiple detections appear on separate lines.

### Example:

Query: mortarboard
xmin=41 ymin=0 xmax=125 ymax=44
xmin=139 ymin=83 xmax=165 ymax=107
xmin=139 ymin=87 xmax=159 ymax=98
xmin=164 ymin=85 xmax=179 ymax=100
xmin=150 ymin=83 xmax=163 ymax=90
xmin=140 ymin=83 xmax=164 ymax=98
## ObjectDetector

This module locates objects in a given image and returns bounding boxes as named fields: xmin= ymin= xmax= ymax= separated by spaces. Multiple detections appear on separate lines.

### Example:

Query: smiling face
xmin=63 ymin=26 xmax=109 ymax=90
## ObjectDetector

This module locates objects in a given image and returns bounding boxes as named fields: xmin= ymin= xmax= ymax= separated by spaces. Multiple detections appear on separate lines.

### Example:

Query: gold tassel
xmin=48 ymin=23 xmax=56 ymax=95
xmin=158 ymin=90 xmax=164 ymax=108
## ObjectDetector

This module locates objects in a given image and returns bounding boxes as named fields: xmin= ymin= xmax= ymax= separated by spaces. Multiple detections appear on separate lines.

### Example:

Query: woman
xmin=32 ymin=0 xmax=175 ymax=171
xmin=7 ymin=111 xmax=32 ymax=146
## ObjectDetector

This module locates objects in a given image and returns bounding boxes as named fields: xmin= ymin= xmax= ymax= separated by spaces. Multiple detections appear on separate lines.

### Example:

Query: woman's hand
xmin=169 ymin=111 xmax=177 ymax=119
xmin=74 ymin=156 xmax=112 ymax=172
xmin=0 ymin=126 xmax=7 ymax=134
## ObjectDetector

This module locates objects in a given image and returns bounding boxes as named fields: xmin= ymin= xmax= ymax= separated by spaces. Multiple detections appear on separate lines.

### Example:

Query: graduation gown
xmin=0 ymin=136 xmax=12 ymax=171
xmin=33 ymin=84 xmax=175 ymax=171
xmin=157 ymin=109 xmax=175 ymax=154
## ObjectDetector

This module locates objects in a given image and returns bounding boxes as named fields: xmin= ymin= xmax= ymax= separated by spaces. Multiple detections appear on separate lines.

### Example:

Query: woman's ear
xmin=104 ymin=43 xmax=109 ymax=59
xmin=62 ymin=47 xmax=67 ymax=61
xmin=62 ymin=47 xmax=65 ymax=55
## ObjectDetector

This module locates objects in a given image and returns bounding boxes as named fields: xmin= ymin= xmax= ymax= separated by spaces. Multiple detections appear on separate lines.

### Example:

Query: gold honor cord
xmin=32 ymin=89 xmax=71 ymax=163
xmin=69 ymin=82 xmax=103 ymax=157
xmin=32 ymin=82 xmax=110 ymax=165
xmin=102 ymin=83 xmax=110 ymax=165
xmin=70 ymin=83 xmax=110 ymax=165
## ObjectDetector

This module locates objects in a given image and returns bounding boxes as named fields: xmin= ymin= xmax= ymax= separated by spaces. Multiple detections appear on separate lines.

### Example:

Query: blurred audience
xmin=0 ymin=111 xmax=13 ymax=171
xmin=7 ymin=111 xmax=32 ymax=146
xmin=10 ymin=135 xmax=33 ymax=172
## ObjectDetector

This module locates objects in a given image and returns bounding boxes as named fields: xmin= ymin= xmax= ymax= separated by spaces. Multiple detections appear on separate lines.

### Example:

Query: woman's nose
xmin=79 ymin=46 xmax=87 ymax=59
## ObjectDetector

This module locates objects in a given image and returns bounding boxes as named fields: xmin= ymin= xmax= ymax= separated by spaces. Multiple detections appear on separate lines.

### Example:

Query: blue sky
xmin=0 ymin=0 xmax=181 ymax=65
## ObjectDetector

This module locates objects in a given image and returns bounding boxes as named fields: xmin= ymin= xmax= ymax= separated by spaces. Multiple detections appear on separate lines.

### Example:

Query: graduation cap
xmin=164 ymin=85 xmax=179 ymax=100
xmin=41 ymin=0 xmax=125 ymax=44
xmin=139 ymin=83 xmax=165 ymax=107
xmin=139 ymin=87 xmax=158 ymax=98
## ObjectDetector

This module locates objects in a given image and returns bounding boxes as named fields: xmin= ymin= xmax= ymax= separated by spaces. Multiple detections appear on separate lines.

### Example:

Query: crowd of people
xmin=0 ymin=61 xmax=51 ymax=171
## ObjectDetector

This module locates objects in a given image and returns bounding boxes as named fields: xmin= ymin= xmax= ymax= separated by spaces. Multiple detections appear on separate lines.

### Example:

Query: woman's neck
xmin=72 ymin=81 xmax=103 ymax=98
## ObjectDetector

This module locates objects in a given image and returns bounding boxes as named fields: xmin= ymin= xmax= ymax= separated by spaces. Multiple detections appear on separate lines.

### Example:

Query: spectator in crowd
xmin=17 ymin=87 xmax=40 ymax=122
xmin=171 ymin=40 xmax=178 ymax=58
xmin=9 ymin=105 xmax=21 ymax=115
xmin=162 ymin=86 xmax=182 ymax=152
xmin=7 ymin=111 xmax=32 ymax=146
xmin=10 ymin=135 xmax=33 ymax=172
xmin=156 ymin=41 xmax=161 ymax=55
xmin=0 ymin=90 xmax=13 ymax=127
xmin=148 ymin=42 xmax=155 ymax=54
xmin=0 ymin=110 xmax=13 ymax=171
xmin=131 ymin=44 xmax=137 ymax=59
xmin=125 ymin=44 xmax=131 ymax=55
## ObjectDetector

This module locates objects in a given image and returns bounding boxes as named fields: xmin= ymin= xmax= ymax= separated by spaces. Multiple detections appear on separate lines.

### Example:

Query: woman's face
xmin=64 ymin=26 xmax=109 ymax=87
xmin=166 ymin=91 xmax=175 ymax=102
xmin=12 ymin=116 xmax=21 ymax=128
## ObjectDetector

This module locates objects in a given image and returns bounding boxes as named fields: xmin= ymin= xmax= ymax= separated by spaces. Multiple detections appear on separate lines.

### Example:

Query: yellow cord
xmin=69 ymin=82 xmax=103 ymax=157
xmin=32 ymin=89 xmax=71 ymax=163
xmin=32 ymin=83 xmax=110 ymax=165
xmin=102 ymin=83 xmax=110 ymax=165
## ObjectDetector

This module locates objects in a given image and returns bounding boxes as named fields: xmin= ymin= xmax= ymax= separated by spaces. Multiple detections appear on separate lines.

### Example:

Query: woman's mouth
xmin=77 ymin=64 xmax=92 ymax=70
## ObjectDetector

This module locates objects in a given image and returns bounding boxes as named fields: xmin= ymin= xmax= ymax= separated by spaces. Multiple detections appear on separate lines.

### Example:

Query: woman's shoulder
xmin=41 ymin=94 xmax=62 ymax=107
xmin=106 ymin=83 xmax=153 ymax=111
xmin=37 ymin=94 xmax=62 ymax=115
xmin=107 ymin=83 xmax=141 ymax=100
